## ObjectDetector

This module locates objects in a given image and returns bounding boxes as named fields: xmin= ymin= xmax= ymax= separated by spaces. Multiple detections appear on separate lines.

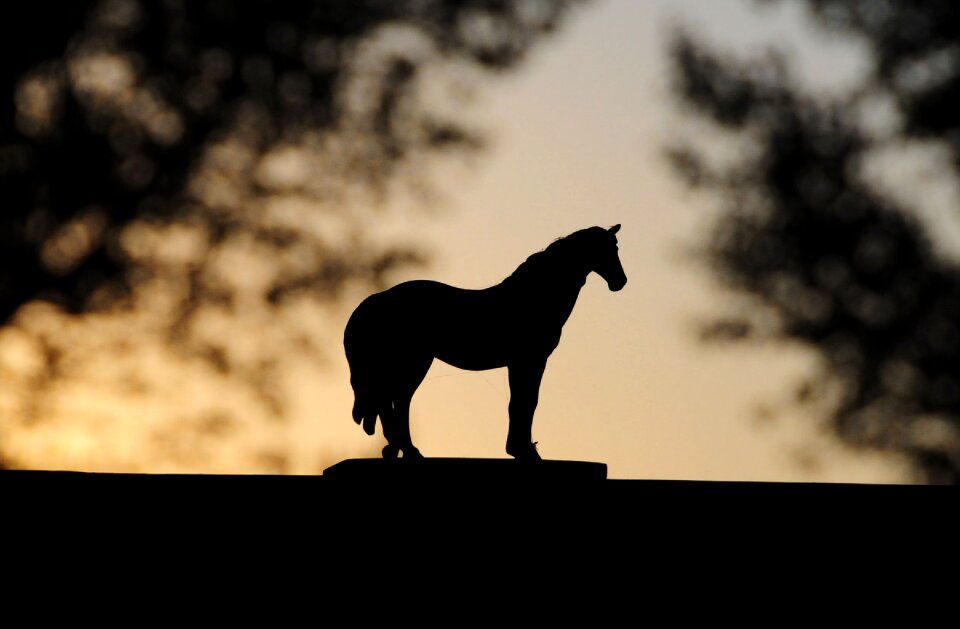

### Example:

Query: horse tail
xmin=350 ymin=378 xmax=379 ymax=436
xmin=344 ymin=301 xmax=382 ymax=436
xmin=346 ymin=346 xmax=380 ymax=436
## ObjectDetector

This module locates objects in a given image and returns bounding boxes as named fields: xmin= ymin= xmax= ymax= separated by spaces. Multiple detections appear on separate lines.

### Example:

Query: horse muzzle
xmin=607 ymin=276 xmax=627 ymax=292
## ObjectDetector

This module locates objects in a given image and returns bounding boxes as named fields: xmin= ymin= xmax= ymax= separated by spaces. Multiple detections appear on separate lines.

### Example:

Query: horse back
xmin=352 ymin=280 xmax=565 ymax=370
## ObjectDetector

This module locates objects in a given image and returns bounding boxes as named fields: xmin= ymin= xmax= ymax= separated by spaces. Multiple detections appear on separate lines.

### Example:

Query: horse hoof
xmin=507 ymin=442 xmax=542 ymax=461
xmin=402 ymin=448 xmax=424 ymax=459
xmin=382 ymin=444 xmax=400 ymax=459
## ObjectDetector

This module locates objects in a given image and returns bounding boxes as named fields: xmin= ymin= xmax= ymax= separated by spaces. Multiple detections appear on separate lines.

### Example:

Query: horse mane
xmin=502 ymin=227 xmax=605 ymax=287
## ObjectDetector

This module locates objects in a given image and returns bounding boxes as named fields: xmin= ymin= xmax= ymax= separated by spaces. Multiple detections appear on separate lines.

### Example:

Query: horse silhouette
xmin=344 ymin=225 xmax=627 ymax=460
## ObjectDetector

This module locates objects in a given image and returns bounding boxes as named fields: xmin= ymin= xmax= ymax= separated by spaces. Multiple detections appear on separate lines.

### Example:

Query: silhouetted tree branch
xmin=670 ymin=0 xmax=960 ymax=483
xmin=0 ymin=0 xmax=586 ymax=470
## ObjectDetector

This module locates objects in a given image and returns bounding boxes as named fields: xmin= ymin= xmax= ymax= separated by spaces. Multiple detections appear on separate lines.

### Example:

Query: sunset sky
xmin=296 ymin=0 xmax=907 ymax=482
xmin=3 ymin=0 xmax=915 ymax=481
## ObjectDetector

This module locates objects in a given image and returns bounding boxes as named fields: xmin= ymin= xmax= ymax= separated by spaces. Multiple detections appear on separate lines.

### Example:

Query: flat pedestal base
xmin=323 ymin=457 xmax=607 ymax=481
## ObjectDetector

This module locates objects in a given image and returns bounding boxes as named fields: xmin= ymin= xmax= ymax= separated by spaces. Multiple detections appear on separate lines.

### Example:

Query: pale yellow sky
xmin=294 ymin=0 xmax=910 ymax=481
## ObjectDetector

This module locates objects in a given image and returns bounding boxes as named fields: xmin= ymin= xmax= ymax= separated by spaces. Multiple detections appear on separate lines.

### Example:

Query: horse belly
xmin=404 ymin=292 xmax=505 ymax=369
xmin=434 ymin=343 xmax=506 ymax=371
xmin=363 ymin=280 xmax=528 ymax=370
xmin=429 ymin=310 xmax=509 ymax=371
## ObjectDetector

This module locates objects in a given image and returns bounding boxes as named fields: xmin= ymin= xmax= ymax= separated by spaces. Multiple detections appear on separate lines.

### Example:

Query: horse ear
xmin=608 ymin=224 xmax=621 ymax=234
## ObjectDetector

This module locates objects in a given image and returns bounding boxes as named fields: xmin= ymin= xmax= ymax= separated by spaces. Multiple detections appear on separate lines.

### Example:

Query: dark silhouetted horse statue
xmin=344 ymin=225 xmax=627 ymax=460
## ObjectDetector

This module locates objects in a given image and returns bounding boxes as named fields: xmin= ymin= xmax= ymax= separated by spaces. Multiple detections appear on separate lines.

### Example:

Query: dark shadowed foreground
xmin=4 ymin=467 xmax=950 ymax=569
xmin=3 ymin=466 xmax=947 ymax=514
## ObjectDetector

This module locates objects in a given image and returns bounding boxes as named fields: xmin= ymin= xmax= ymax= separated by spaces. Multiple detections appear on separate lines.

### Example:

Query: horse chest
xmin=507 ymin=308 xmax=568 ymax=355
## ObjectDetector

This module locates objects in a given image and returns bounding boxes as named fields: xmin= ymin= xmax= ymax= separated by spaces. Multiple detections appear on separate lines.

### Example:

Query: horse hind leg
xmin=373 ymin=396 xmax=421 ymax=459
xmin=392 ymin=354 xmax=432 ymax=459
xmin=371 ymin=354 xmax=431 ymax=459
xmin=379 ymin=402 xmax=401 ymax=459
xmin=358 ymin=380 xmax=407 ymax=459
xmin=370 ymin=399 xmax=401 ymax=459
xmin=392 ymin=395 xmax=422 ymax=459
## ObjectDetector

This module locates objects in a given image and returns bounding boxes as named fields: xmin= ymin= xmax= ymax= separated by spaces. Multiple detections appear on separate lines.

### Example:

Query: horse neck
xmin=498 ymin=255 xmax=589 ymax=323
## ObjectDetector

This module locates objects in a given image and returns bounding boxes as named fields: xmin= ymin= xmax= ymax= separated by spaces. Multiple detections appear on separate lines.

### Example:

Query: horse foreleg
xmin=506 ymin=358 xmax=547 ymax=461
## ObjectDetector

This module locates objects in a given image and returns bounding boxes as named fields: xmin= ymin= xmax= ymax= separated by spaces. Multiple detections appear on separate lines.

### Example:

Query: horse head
xmin=590 ymin=224 xmax=627 ymax=292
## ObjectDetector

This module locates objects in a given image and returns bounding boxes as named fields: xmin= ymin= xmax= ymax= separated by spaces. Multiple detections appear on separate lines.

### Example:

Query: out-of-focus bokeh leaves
xmin=670 ymin=0 xmax=960 ymax=483
xmin=0 ymin=0 xmax=584 ymax=471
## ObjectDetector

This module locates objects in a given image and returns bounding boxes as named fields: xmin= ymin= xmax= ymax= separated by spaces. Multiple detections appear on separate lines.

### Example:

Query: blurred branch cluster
xmin=0 ymin=0 xmax=584 ymax=470
xmin=670 ymin=0 xmax=960 ymax=482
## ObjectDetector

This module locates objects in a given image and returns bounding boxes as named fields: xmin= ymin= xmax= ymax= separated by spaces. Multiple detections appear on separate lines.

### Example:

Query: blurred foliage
xmin=0 ymin=0 xmax=584 ymax=470
xmin=670 ymin=0 xmax=960 ymax=483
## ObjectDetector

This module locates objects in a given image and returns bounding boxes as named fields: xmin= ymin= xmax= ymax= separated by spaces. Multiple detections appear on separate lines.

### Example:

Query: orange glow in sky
xmin=2 ymin=0 xmax=910 ymax=481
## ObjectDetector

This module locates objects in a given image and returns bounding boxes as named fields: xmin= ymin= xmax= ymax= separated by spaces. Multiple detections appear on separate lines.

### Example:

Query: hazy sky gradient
xmin=3 ymin=0 xmax=910 ymax=479
xmin=291 ymin=0 xmax=908 ymax=481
